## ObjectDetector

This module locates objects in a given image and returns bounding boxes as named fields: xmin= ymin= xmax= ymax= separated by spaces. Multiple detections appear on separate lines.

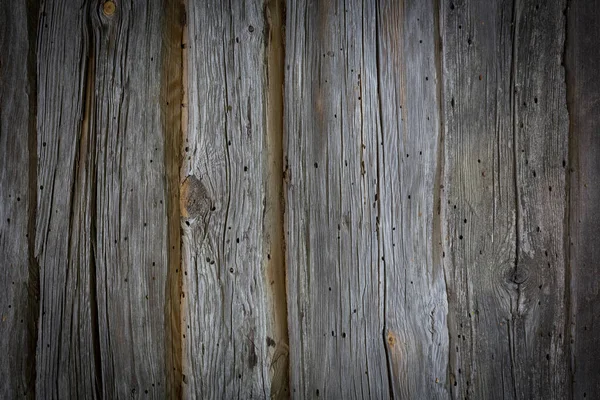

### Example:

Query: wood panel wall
xmin=0 ymin=0 xmax=598 ymax=399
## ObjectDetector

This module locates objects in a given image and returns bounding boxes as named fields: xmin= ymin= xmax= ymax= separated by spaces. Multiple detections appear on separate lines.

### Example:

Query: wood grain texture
xmin=440 ymin=0 xmax=569 ymax=398
xmin=90 ymin=0 xmax=181 ymax=396
xmin=285 ymin=1 xmax=389 ymax=397
xmin=182 ymin=0 xmax=288 ymax=397
xmin=33 ymin=0 xmax=182 ymax=397
xmin=566 ymin=0 xmax=600 ymax=397
xmin=0 ymin=0 xmax=39 ymax=397
xmin=35 ymin=1 xmax=99 ymax=396
xmin=376 ymin=1 xmax=449 ymax=398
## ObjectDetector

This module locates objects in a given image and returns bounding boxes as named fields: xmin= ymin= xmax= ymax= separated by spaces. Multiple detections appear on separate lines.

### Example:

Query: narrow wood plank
xmin=90 ymin=0 xmax=180 ymax=396
xmin=376 ymin=0 xmax=449 ymax=398
xmin=0 ymin=0 xmax=39 ymax=397
xmin=35 ymin=2 xmax=99 ymax=397
xmin=182 ymin=0 xmax=288 ymax=397
xmin=566 ymin=0 xmax=600 ymax=397
xmin=284 ymin=1 xmax=390 ymax=398
xmin=440 ymin=0 xmax=569 ymax=398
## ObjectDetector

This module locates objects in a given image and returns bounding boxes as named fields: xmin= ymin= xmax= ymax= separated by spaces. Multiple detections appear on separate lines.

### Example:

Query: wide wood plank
xmin=566 ymin=0 xmax=600 ymax=397
xmin=90 ymin=0 xmax=181 ymax=396
xmin=182 ymin=0 xmax=288 ymax=397
xmin=440 ymin=0 xmax=569 ymax=398
xmin=33 ymin=0 xmax=182 ymax=397
xmin=0 ymin=0 xmax=39 ymax=397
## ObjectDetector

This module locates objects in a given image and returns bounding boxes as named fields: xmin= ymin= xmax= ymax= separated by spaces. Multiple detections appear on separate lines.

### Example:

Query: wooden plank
xmin=440 ymin=0 xmax=569 ymax=398
xmin=285 ymin=1 xmax=390 ymax=398
xmin=34 ymin=1 xmax=99 ymax=397
xmin=182 ymin=0 xmax=288 ymax=397
xmin=566 ymin=0 xmax=600 ymax=397
xmin=376 ymin=0 xmax=449 ymax=398
xmin=33 ymin=0 xmax=182 ymax=397
xmin=90 ymin=0 xmax=181 ymax=397
xmin=0 ymin=0 xmax=39 ymax=397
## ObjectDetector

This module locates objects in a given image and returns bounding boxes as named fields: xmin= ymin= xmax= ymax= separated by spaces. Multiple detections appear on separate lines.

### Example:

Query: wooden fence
xmin=1 ymin=0 xmax=599 ymax=398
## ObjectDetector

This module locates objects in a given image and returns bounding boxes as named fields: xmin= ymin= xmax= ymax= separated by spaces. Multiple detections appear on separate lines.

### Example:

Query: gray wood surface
xmin=0 ymin=0 xmax=39 ymax=397
xmin=440 ymin=0 xmax=569 ymax=398
xmin=1 ymin=0 xmax=599 ymax=398
xmin=1 ymin=0 xmax=183 ymax=397
xmin=566 ymin=0 xmax=600 ymax=397
xmin=182 ymin=0 xmax=288 ymax=398
xmin=284 ymin=1 xmax=389 ymax=398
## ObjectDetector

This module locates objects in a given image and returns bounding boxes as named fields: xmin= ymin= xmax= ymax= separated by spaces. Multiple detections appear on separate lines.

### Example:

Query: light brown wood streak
xmin=265 ymin=0 xmax=290 ymax=397
xmin=162 ymin=0 xmax=185 ymax=397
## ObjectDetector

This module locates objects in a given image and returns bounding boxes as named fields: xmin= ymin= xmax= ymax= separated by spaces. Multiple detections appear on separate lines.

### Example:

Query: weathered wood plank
xmin=440 ymin=0 xmax=569 ymax=398
xmin=284 ymin=1 xmax=390 ymax=398
xmin=0 ymin=0 xmax=39 ymax=397
xmin=90 ymin=0 xmax=180 ymax=396
xmin=35 ymin=2 xmax=99 ymax=397
xmin=182 ymin=0 xmax=288 ymax=397
xmin=566 ymin=0 xmax=600 ymax=397
xmin=376 ymin=1 xmax=449 ymax=398
xmin=32 ymin=0 xmax=182 ymax=397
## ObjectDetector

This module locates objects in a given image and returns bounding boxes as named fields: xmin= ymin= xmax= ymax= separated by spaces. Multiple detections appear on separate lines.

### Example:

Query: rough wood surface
xmin=284 ymin=1 xmax=390 ymax=397
xmin=1 ymin=0 xmax=184 ymax=397
xmin=2 ymin=0 xmax=600 ymax=398
xmin=182 ymin=0 xmax=288 ymax=397
xmin=440 ymin=0 xmax=569 ymax=398
xmin=0 ymin=0 xmax=39 ymax=397
xmin=566 ymin=0 xmax=600 ymax=397
xmin=376 ymin=1 xmax=449 ymax=398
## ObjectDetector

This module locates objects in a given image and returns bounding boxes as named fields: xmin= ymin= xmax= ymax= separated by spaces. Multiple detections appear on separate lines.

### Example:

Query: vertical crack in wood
xmin=508 ymin=0 xmax=520 ymax=397
xmin=82 ymin=16 xmax=103 ymax=397
xmin=78 ymin=10 xmax=104 ymax=396
xmin=561 ymin=0 xmax=575 ymax=392
xmin=432 ymin=0 xmax=450 ymax=393
xmin=374 ymin=2 xmax=394 ymax=398
xmin=265 ymin=0 xmax=289 ymax=397
xmin=25 ymin=0 xmax=40 ymax=394
xmin=163 ymin=0 xmax=186 ymax=396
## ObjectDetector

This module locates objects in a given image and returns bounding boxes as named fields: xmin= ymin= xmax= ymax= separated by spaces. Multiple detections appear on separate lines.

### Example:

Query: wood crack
xmin=25 ymin=0 xmax=41 ymax=394
xmin=81 ymin=16 xmax=103 ymax=397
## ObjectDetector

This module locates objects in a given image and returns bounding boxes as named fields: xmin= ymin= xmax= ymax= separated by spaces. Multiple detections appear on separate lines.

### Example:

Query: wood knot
xmin=180 ymin=175 xmax=212 ymax=220
xmin=102 ymin=1 xmax=116 ymax=16
xmin=387 ymin=332 xmax=396 ymax=347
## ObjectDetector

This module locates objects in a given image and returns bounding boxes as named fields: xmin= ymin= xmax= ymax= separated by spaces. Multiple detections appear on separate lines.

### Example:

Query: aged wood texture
xmin=376 ymin=0 xmax=449 ymax=398
xmin=285 ymin=0 xmax=387 ymax=397
xmin=89 ymin=0 xmax=182 ymax=396
xmin=440 ymin=0 xmax=570 ymax=398
xmin=182 ymin=0 xmax=288 ymax=397
xmin=1 ymin=0 xmax=183 ymax=397
xmin=566 ymin=0 xmax=600 ymax=397
xmin=35 ymin=1 xmax=100 ymax=396
xmin=3 ymin=0 xmax=600 ymax=398
xmin=0 ymin=0 xmax=39 ymax=397
xmin=284 ymin=0 xmax=448 ymax=398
